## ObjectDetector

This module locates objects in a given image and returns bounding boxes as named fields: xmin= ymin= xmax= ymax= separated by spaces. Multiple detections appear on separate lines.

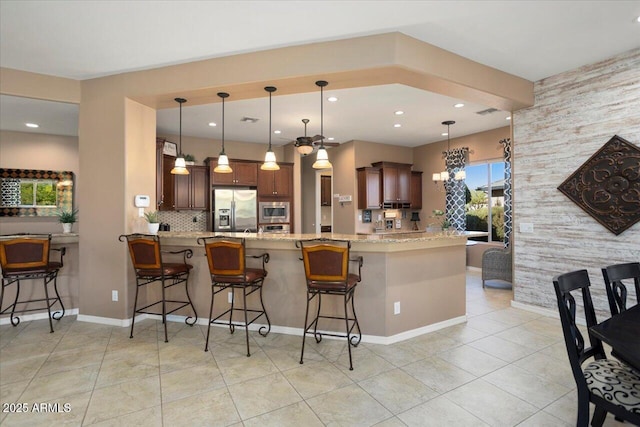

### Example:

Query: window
xmin=19 ymin=179 xmax=58 ymax=207
xmin=465 ymin=161 xmax=505 ymax=242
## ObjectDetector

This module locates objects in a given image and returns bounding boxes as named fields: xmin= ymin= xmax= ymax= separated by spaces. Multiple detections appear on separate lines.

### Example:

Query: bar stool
xmin=601 ymin=262 xmax=640 ymax=315
xmin=0 ymin=234 xmax=66 ymax=333
xmin=197 ymin=236 xmax=270 ymax=357
xmin=297 ymin=238 xmax=363 ymax=370
xmin=119 ymin=233 xmax=197 ymax=343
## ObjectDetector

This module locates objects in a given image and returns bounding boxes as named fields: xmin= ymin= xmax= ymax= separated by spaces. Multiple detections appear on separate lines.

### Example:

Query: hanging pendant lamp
xmin=213 ymin=92 xmax=233 ymax=174
xmin=433 ymin=120 xmax=465 ymax=183
xmin=312 ymin=80 xmax=332 ymax=169
xmin=261 ymin=86 xmax=280 ymax=171
xmin=170 ymin=97 xmax=189 ymax=175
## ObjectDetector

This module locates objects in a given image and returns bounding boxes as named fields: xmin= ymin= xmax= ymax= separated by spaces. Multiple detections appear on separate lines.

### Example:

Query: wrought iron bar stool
xmin=602 ymin=262 xmax=640 ymax=316
xmin=297 ymin=238 xmax=363 ymax=370
xmin=119 ymin=233 xmax=197 ymax=343
xmin=0 ymin=234 xmax=66 ymax=333
xmin=197 ymin=236 xmax=271 ymax=357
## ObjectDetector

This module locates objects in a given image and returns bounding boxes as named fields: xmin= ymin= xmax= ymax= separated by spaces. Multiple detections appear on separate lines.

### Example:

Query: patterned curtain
xmin=500 ymin=138 xmax=513 ymax=248
xmin=444 ymin=147 xmax=469 ymax=231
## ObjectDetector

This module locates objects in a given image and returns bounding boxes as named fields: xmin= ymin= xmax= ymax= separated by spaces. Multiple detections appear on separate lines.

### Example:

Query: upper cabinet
xmin=357 ymin=167 xmax=382 ymax=209
xmin=258 ymin=163 xmax=292 ymax=199
xmin=410 ymin=171 xmax=423 ymax=209
xmin=372 ymin=162 xmax=411 ymax=208
xmin=321 ymin=175 xmax=332 ymax=206
xmin=207 ymin=158 xmax=258 ymax=186
xmin=173 ymin=166 xmax=209 ymax=210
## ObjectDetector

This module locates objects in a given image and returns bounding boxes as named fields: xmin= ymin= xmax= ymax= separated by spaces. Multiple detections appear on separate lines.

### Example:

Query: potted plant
xmin=183 ymin=153 xmax=196 ymax=165
xmin=144 ymin=211 xmax=160 ymax=234
xmin=431 ymin=209 xmax=450 ymax=231
xmin=56 ymin=208 xmax=78 ymax=233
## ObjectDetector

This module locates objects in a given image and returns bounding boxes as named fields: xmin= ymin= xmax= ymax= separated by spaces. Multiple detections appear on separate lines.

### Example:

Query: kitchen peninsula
xmin=160 ymin=231 xmax=467 ymax=343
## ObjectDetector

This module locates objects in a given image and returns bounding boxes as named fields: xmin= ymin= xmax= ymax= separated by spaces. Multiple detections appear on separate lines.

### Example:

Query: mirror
xmin=0 ymin=169 xmax=74 ymax=217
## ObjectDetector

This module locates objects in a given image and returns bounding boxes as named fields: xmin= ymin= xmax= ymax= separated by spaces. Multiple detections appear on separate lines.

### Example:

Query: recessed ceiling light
xmin=208 ymin=122 xmax=217 ymax=127
xmin=441 ymin=132 xmax=448 ymax=136
xmin=506 ymin=116 xmax=511 ymax=120
xmin=394 ymin=124 xmax=402 ymax=128
xmin=327 ymin=137 xmax=335 ymax=141
xmin=25 ymin=123 xmax=39 ymax=128
xmin=327 ymin=96 xmax=338 ymax=102
xmin=273 ymin=130 xmax=281 ymax=134
xmin=395 ymin=110 xmax=404 ymax=115
xmin=636 ymin=15 xmax=640 ymax=23
xmin=454 ymin=103 xmax=464 ymax=108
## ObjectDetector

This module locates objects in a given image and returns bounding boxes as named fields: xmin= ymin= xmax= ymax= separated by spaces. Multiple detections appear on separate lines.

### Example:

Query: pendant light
xmin=170 ymin=97 xmax=189 ymax=175
xmin=213 ymin=92 xmax=232 ymax=174
xmin=432 ymin=120 xmax=465 ymax=183
xmin=261 ymin=86 xmax=280 ymax=171
xmin=312 ymin=80 xmax=332 ymax=170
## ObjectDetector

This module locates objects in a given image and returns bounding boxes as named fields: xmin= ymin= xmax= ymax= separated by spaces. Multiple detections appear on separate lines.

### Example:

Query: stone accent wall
xmin=513 ymin=48 xmax=640 ymax=316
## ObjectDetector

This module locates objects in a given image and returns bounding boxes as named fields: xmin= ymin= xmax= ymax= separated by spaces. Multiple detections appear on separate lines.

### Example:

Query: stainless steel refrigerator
xmin=212 ymin=188 xmax=258 ymax=232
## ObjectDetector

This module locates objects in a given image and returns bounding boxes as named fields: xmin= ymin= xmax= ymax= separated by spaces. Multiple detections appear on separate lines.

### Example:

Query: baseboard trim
xmin=511 ymin=299 xmax=588 ymax=326
xmin=466 ymin=266 xmax=482 ymax=272
xmin=0 ymin=308 xmax=79 ymax=326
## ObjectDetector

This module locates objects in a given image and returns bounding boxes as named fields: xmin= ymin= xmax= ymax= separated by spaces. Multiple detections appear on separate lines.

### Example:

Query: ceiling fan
xmin=294 ymin=118 xmax=339 ymax=155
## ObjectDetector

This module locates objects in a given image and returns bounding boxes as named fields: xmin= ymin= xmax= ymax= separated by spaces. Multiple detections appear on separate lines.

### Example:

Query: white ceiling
xmin=1 ymin=1 xmax=639 ymax=145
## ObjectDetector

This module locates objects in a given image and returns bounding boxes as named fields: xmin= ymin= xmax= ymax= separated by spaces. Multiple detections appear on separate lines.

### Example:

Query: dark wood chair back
xmin=602 ymin=262 xmax=640 ymax=315
xmin=0 ymin=234 xmax=51 ymax=275
xmin=299 ymin=239 xmax=350 ymax=285
xmin=121 ymin=234 xmax=162 ymax=272
xmin=200 ymin=236 xmax=246 ymax=277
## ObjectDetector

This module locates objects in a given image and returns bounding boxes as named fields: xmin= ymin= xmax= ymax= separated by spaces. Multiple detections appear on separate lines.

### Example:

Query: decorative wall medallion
xmin=558 ymin=135 xmax=640 ymax=235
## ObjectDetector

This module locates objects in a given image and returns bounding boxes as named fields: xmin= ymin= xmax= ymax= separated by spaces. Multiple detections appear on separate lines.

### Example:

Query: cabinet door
xmin=273 ymin=165 xmax=292 ymax=198
xmin=410 ymin=171 xmax=423 ymax=209
xmin=190 ymin=166 xmax=209 ymax=210
xmin=321 ymin=175 xmax=332 ymax=206
xmin=173 ymin=173 xmax=191 ymax=209
xmin=357 ymin=168 xmax=381 ymax=209
xmin=382 ymin=166 xmax=398 ymax=203
xmin=210 ymin=160 xmax=235 ymax=186
xmin=160 ymin=155 xmax=175 ymax=211
xmin=397 ymin=166 xmax=411 ymax=203
xmin=233 ymin=162 xmax=258 ymax=186
xmin=257 ymin=168 xmax=275 ymax=197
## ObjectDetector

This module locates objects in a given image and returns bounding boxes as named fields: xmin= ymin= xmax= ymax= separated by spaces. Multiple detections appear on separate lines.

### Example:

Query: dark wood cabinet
xmin=174 ymin=166 xmax=209 ymax=210
xmin=372 ymin=162 xmax=411 ymax=208
xmin=258 ymin=164 xmax=292 ymax=198
xmin=321 ymin=175 xmax=332 ymax=206
xmin=160 ymin=155 xmax=176 ymax=211
xmin=410 ymin=171 xmax=423 ymax=209
xmin=357 ymin=167 xmax=382 ymax=209
xmin=208 ymin=159 xmax=258 ymax=186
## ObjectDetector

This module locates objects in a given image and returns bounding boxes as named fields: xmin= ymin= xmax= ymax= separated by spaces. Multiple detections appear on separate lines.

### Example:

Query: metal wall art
xmin=558 ymin=135 xmax=640 ymax=235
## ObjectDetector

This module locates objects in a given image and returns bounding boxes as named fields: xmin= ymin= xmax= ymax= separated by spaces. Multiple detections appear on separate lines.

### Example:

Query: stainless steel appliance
xmin=212 ymin=188 xmax=258 ymax=232
xmin=259 ymin=201 xmax=290 ymax=224
xmin=262 ymin=224 xmax=290 ymax=234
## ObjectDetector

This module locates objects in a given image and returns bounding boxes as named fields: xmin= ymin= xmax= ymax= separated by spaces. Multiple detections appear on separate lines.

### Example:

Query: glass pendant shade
xmin=454 ymin=170 xmax=466 ymax=180
xmin=432 ymin=173 xmax=441 ymax=182
xmin=171 ymin=156 xmax=189 ymax=175
xmin=214 ymin=153 xmax=232 ymax=173
xmin=312 ymin=147 xmax=332 ymax=169
xmin=261 ymin=150 xmax=280 ymax=170
xmin=440 ymin=171 xmax=450 ymax=181
xmin=297 ymin=144 xmax=314 ymax=155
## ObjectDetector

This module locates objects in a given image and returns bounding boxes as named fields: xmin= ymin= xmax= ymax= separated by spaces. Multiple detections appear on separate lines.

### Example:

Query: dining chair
xmin=602 ymin=262 xmax=640 ymax=316
xmin=297 ymin=238 xmax=363 ymax=370
xmin=119 ymin=233 xmax=198 ymax=343
xmin=0 ymin=234 xmax=66 ymax=333
xmin=197 ymin=236 xmax=271 ymax=357
xmin=553 ymin=270 xmax=640 ymax=426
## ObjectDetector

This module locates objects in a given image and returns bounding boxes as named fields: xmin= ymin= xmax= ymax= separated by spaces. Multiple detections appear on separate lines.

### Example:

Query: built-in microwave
xmin=259 ymin=201 xmax=290 ymax=224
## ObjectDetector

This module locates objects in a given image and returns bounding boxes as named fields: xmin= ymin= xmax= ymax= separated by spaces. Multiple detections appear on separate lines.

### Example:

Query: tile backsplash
xmin=157 ymin=211 xmax=207 ymax=232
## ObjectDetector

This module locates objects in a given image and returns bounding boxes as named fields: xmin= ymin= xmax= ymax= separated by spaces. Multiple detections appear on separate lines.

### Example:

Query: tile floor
xmin=0 ymin=271 xmax=628 ymax=426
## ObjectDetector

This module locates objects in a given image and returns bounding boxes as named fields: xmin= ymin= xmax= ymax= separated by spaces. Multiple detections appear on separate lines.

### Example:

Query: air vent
xmin=241 ymin=117 xmax=259 ymax=123
xmin=475 ymin=108 xmax=499 ymax=115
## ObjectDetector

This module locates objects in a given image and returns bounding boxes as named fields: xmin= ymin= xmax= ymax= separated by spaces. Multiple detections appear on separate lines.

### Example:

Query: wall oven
xmin=259 ymin=201 xmax=290 ymax=224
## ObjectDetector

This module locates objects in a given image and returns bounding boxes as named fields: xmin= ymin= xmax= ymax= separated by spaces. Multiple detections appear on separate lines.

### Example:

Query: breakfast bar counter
xmin=158 ymin=231 xmax=468 ymax=343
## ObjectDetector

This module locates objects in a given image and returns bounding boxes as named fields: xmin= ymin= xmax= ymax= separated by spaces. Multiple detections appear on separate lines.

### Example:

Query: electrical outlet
xmin=228 ymin=291 xmax=233 ymax=303
xmin=112 ymin=290 xmax=118 ymax=302
xmin=393 ymin=301 xmax=400 ymax=315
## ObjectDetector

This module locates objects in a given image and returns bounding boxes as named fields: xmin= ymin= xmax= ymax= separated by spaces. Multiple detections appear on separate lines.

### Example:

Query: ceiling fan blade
xmin=322 ymin=142 xmax=340 ymax=147
xmin=311 ymin=134 xmax=324 ymax=142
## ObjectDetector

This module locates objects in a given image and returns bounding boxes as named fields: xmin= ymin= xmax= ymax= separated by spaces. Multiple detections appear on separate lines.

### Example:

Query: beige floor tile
xmin=94 ymin=356 xmax=159 ymax=389
xmin=365 ymin=341 xmax=424 ymax=367
xmin=262 ymin=343 xmax=323 ymax=371
xmin=87 ymin=405 xmax=162 ymax=427
xmin=372 ymin=416 xmax=407 ymax=427
xmin=20 ymin=365 xmax=98 ymax=402
xmin=283 ymin=361 xmax=353 ymax=399
xmin=539 ymin=341 xmax=571 ymax=362
xmin=1 ymin=390 xmax=91 ymax=427
xmin=216 ymin=351 xmax=278 ymax=385
xmin=228 ymin=372 xmax=302 ymax=420
xmin=401 ymin=356 xmax=475 ymax=394
xmin=306 ymin=383 xmax=392 ymax=426
xmin=519 ymin=316 xmax=565 ymax=339
xmin=335 ymin=346 xmax=395 ymax=381
xmin=0 ymin=379 xmax=30 ymax=424
xmin=359 ymin=368 xmax=438 ymax=414
xmin=514 ymin=351 xmax=576 ymax=389
xmin=158 ymin=342 xmax=215 ymax=373
xmin=0 ymin=354 xmax=48 ymax=385
xmin=397 ymin=395 xmax=489 ymax=427
xmin=163 ymin=388 xmax=240 ymax=427
xmin=483 ymin=364 xmax=572 ymax=408
xmin=55 ymin=332 xmax=111 ymax=352
xmin=36 ymin=344 xmax=106 ymax=377
xmin=542 ymin=391 xmax=587 ymax=425
xmin=0 ymin=339 xmax=60 ymax=361
xmin=406 ymin=332 xmax=461 ymax=356
xmin=496 ymin=326 xmax=560 ymax=351
xmin=436 ymin=344 xmax=508 ymax=376
xmin=517 ymin=411 xmax=572 ymax=426
xmin=160 ymin=363 xmax=225 ymax=403
xmin=444 ymin=378 xmax=537 ymax=426
xmin=436 ymin=323 xmax=491 ymax=343
xmin=467 ymin=334 xmax=537 ymax=363
xmin=243 ymin=401 xmax=323 ymax=427
xmin=466 ymin=315 xmax=513 ymax=334
xmin=84 ymin=376 xmax=161 ymax=425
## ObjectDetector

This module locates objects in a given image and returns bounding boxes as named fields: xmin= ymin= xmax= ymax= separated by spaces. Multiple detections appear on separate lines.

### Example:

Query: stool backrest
xmin=119 ymin=234 xmax=162 ymax=271
xmin=200 ymin=237 xmax=246 ymax=276
xmin=602 ymin=262 xmax=640 ymax=315
xmin=0 ymin=234 xmax=51 ymax=273
xmin=299 ymin=239 xmax=350 ymax=283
